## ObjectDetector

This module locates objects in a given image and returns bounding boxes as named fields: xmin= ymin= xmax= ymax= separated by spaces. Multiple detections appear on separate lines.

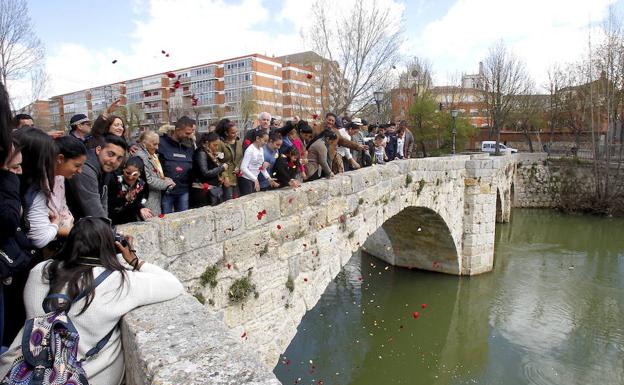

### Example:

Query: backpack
xmin=1 ymin=270 xmax=114 ymax=385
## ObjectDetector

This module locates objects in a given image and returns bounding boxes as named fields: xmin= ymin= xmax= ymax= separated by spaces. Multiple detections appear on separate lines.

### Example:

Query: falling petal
xmin=412 ymin=311 xmax=419 ymax=319
xmin=241 ymin=331 xmax=247 ymax=338
xmin=166 ymin=72 xmax=176 ymax=78
xmin=421 ymin=303 xmax=427 ymax=309
xmin=111 ymin=59 xmax=117 ymax=64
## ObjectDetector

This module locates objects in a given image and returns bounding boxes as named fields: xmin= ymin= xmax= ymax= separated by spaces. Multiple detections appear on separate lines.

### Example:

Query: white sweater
xmin=240 ymin=144 xmax=271 ymax=182
xmin=0 ymin=261 xmax=184 ymax=385
xmin=27 ymin=191 xmax=58 ymax=249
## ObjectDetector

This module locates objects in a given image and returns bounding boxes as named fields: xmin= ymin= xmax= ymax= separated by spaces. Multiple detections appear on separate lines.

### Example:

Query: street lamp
xmin=373 ymin=91 xmax=384 ymax=124
xmin=451 ymin=110 xmax=458 ymax=155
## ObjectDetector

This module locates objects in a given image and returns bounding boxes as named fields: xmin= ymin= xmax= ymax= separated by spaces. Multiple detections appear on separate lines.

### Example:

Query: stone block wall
xmin=118 ymin=154 xmax=517 ymax=384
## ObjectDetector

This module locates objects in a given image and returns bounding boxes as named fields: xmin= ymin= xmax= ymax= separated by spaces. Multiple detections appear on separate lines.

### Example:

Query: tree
xmin=507 ymin=92 xmax=547 ymax=153
xmin=306 ymin=0 xmax=404 ymax=115
xmin=481 ymin=41 xmax=531 ymax=154
xmin=408 ymin=91 xmax=438 ymax=157
xmin=0 ymin=0 xmax=45 ymax=97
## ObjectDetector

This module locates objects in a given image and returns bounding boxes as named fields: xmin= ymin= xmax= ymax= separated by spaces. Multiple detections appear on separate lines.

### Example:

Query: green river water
xmin=273 ymin=209 xmax=624 ymax=385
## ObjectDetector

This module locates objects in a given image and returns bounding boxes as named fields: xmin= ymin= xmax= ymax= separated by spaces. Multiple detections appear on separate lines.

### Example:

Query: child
xmin=371 ymin=134 xmax=388 ymax=165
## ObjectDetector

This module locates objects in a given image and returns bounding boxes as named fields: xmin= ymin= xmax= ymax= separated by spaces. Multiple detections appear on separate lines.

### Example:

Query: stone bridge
xmin=119 ymin=153 xmax=519 ymax=384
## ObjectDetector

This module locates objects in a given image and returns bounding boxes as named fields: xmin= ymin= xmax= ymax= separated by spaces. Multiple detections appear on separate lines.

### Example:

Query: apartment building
xmin=278 ymin=51 xmax=341 ymax=117
xmin=46 ymin=53 xmax=320 ymax=134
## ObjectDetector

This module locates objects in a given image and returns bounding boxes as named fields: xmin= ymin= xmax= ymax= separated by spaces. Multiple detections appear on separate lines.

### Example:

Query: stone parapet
xmin=118 ymin=155 xmax=519 ymax=379
xmin=121 ymin=294 xmax=280 ymax=385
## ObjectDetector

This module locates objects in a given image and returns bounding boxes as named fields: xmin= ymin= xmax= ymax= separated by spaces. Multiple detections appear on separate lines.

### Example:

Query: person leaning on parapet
xmin=135 ymin=130 xmax=175 ymax=217
xmin=0 ymin=217 xmax=183 ymax=385
xmin=243 ymin=112 xmax=272 ymax=152
xmin=68 ymin=113 xmax=93 ymax=143
xmin=66 ymin=134 xmax=127 ymax=220
xmin=323 ymin=113 xmax=367 ymax=171
xmin=158 ymin=116 xmax=196 ymax=214
xmin=398 ymin=120 xmax=414 ymax=158
xmin=348 ymin=119 xmax=371 ymax=167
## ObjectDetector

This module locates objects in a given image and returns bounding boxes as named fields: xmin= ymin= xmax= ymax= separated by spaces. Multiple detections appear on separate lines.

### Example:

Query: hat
xmin=351 ymin=118 xmax=363 ymax=126
xmin=69 ymin=114 xmax=90 ymax=127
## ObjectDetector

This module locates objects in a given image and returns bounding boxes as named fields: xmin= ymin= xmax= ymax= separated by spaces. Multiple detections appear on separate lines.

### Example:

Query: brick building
xmin=46 ymin=53 xmax=321 ymax=134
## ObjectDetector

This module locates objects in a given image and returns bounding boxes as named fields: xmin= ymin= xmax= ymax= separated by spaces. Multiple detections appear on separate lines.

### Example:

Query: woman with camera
xmin=0 ymin=217 xmax=184 ymax=384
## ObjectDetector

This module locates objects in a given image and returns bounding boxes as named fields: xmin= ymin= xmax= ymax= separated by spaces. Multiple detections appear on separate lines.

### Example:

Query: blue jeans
xmin=161 ymin=192 xmax=189 ymax=214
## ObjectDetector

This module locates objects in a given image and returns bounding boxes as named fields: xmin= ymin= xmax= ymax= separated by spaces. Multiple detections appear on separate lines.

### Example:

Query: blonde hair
xmin=138 ymin=130 xmax=159 ymax=143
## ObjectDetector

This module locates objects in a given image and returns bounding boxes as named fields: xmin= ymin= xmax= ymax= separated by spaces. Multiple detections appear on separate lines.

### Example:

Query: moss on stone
xmin=228 ymin=276 xmax=257 ymax=303
xmin=285 ymin=277 xmax=295 ymax=293
xmin=193 ymin=292 xmax=206 ymax=305
xmin=199 ymin=265 xmax=218 ymax=288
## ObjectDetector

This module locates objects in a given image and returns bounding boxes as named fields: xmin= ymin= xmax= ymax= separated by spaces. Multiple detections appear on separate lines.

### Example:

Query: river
xmin=273 ymin=209 xmax=624 ymax=385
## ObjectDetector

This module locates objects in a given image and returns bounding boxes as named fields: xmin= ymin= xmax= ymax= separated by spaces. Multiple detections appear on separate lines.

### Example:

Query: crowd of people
xmin=0 ymin=82 xmax=415 ymax=383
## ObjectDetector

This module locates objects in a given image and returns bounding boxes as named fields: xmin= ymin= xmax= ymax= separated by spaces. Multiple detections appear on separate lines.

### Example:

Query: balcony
xmin=143 ymin=94 xmax=162 ymax=102
xmin=143 ymin=106 xmax=163 ymax=113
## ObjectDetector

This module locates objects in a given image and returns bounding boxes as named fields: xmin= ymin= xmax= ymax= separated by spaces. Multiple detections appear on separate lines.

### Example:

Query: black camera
xmin=112 ymin=227 xmax=129 ymax=248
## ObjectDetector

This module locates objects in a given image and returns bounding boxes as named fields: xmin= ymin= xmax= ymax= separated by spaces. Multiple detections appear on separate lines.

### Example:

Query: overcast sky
xmin=10 ymin=0 xmax=624 ymax=106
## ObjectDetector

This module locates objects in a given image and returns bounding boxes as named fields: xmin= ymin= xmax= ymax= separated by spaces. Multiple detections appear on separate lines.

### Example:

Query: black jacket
xmin=107 ymin=175 xmax=148 ymax=225
xmin=272 ymin=155 xmax=299 ymax=187
xmin=0 ymin=170 xmax=37 ymax=279
xmin=158 ymin=134 xmax=194 ymax=195
xmin=191 ymin=149 xmax=225 ymax=186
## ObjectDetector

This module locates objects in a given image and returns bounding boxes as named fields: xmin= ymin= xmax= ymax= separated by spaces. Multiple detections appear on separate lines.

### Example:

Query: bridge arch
xmin=363 ymin=206 xmax=461 ymax=274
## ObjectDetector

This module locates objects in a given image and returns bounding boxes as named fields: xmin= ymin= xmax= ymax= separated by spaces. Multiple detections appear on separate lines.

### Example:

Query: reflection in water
xmin=274 ymin=209 xmax=624 ymax=385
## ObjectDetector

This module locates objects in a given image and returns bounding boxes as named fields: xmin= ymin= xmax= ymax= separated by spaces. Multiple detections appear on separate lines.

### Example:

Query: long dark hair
xmin=44 ymin=217 xmax=127 ymax=314
xmin=215 ymin=118 xmax=236 ymax=140
xmin=0 ymin=82 xmax=13 ymax=166
xmin=15 ymin=127 xmax=56 ymax=197
xmin=55 ymin=135 xmax=87 ymax=160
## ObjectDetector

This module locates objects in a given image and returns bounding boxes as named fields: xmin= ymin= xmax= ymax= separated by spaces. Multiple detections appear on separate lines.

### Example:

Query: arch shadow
xmin=362 ymin=206 xmax=460 ymax=274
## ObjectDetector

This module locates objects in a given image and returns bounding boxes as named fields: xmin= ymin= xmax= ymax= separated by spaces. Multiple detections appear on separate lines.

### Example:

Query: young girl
xmin=107 ymin=157 xmax=152 ymax=225
xmin=238 ymin=131 xmax=277 ymax=196
xmin=273 ymin=146 xmax=301 ymax=188
xmin=0 ymin=217 xmax=184 ymax=384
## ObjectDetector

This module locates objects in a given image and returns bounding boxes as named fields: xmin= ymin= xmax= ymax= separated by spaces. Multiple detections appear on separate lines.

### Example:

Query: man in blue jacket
xmin=159 ymin=116 xmax=196 ymax=213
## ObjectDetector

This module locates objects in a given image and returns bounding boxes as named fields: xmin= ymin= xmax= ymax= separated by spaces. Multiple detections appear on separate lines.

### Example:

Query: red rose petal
xmin=202 ymin=183 xmax=209 ymax=191
xmin=161 ymin=50 xmax=166 ymax=54
xmin=412 ymin=311 xmax=419 ymax=319
xmin=165 ymin=53 xmax=170 ymax=57
xmin=312 ymin=114 xmax=319 ymax=120
xmin=288 ymin=197 xmax=293 ymax=203
xmin=243 ymin=139 xmax=252 ymax=147
xmin=277 ymin=225 xmax=282 ymax=230
xmin=241 ymin=331 xmax=247 ymax=338
xmin=303 ymin=278 xmax=308 ymax=282
xmin=262 ymin=209 xmax=267 ymax=214
xmin=166 ymin=72 xmax=176 ymax=78
xmin=303 ymin=243 xmax=307 ymax=247
xmin=112 ymin=59 xmax=117 ymax=64
xmin=421 ymin=303 xmax=427 ymax=309
xmin=158 ymin=213 xmax=165 ymax=219
xmin=173 ymin=80 xmax=181 ymax=89
xmin=227 ymin=263 xmax=232 ymax=269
